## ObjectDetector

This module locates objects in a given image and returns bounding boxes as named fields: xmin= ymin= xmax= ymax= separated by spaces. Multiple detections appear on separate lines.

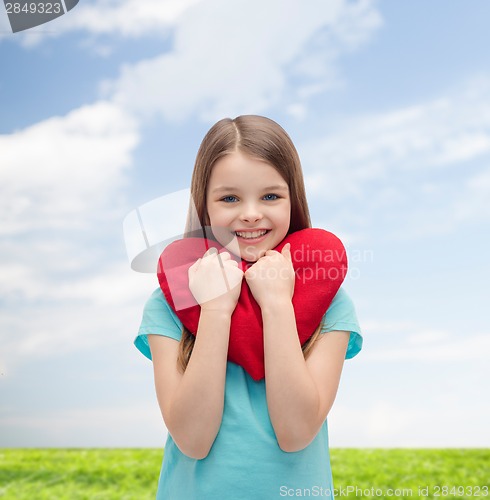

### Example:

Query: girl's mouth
xmin=234 ymin=229 xmax=271 ymax=244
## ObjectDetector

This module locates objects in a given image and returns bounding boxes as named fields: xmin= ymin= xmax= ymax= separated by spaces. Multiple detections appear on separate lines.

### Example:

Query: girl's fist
xmin=189 ymin=248 xmax=244 ymax=314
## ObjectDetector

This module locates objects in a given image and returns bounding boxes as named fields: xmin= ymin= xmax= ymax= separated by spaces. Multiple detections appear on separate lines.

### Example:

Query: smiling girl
xmin=134 ymin=115 xmax=363 ymax=499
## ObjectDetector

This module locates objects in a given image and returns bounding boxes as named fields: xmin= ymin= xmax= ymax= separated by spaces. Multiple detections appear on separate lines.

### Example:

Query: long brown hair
xmin=177 ymin=115 xmax=324 ymax=375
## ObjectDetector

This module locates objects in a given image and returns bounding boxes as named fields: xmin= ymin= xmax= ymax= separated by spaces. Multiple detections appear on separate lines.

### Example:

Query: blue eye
xmin=220 ymin=194 xmax=279 ymax=203
xmin=263 ymin=193 xmax=279 ymax=201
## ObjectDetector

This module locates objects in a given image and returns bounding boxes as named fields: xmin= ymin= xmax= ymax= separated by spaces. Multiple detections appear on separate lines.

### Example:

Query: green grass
xmin=0 ymin=449 xmax=163 ymax=499
xmin=330 ymin=449 xmax=489 ymax=499
xmin=0 ymin=449 xmax=488 ymax=499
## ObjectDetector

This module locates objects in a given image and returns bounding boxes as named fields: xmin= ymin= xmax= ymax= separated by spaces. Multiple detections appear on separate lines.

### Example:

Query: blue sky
xmin=1 ymin=0 xmax=489 ymax=448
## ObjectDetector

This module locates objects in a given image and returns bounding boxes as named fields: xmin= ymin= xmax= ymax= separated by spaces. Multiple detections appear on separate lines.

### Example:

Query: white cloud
xmin=0 ymin=402 xmax=167 ymax=447
xmin=0 ymin=100 xmax=147 ymax=374
xmin=103 ymin=0 xmax=382 ymax=122
xmin=360 ymin=319 xmax=415 ymax=335
xmin=67 ymin=0 xmax=201 ymax=36
xmin=364 ymin=402 xmax=420 ymax=443
xmin=8 ymin=0 xmax=203 ymax=47
xmin=364 ymin=333 xmax=490 ymax=363
xmin=0 ymin=100 xmax=139 ymax=235
xmin=3 ymin=0 xmax=383 ymax=125
xmin=302 ymin=90 xmax=490 ymax=198
xmin=351 ymin=319 xmax=490 ymax=362
xmin=452 ymin=166 xmax=490 ymax=223
xmin=364 ymin=333 xmax=490 ymax=362
xmin=330 ymin=399 xmax=490 ymax=447
xmin=0 ymin=265 xmax=157 ymax=373
xmin=0 ymin=5 xmax=10 ymax=32
xmin=301 ymin=76 xmax=490 ymax=239
xmin=406 ymin=329 xmax=449 ymax=345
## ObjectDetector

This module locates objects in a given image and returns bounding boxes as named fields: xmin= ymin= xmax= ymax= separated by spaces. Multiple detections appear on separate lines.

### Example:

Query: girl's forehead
xmin=209 ymin=152 xmax=287 ymax=185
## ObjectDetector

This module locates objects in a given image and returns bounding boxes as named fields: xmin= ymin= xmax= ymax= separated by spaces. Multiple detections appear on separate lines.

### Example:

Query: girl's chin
xmin=213 ymin=235 xmax=270 ymax=262
xmin=233 ymin=251 xmax=260 ymax=263
xmin=241 ymin=248 xmax=268 ymax=262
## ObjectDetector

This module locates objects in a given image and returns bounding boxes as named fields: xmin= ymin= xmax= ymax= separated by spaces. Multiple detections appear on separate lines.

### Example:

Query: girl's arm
xmin=149 ymin=249 xmax=242 ymax=460
xmin=245 ymin=244 xmax=350 ymax=452
xmin=262 ymin=299 xmax=350 ymax=453
xmin=148 ymin=309 xmax=231 ymax=460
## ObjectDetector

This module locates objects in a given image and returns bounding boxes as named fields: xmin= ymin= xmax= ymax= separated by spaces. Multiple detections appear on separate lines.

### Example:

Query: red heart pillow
xmin=157 ymin=228 xmax=347 ymax=381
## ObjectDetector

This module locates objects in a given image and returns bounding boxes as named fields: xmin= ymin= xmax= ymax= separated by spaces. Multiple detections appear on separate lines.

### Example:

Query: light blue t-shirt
xmin=135 ymin=287 xmax=362 ymax=500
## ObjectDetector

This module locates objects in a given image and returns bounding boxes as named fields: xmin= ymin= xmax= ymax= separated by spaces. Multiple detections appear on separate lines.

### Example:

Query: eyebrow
xmin=211 ymin=184 xmax=289 ymax=193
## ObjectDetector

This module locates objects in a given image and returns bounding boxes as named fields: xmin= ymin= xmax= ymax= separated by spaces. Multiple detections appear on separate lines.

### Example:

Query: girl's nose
xmin=240 ymin=204 xmax=263 ymax=223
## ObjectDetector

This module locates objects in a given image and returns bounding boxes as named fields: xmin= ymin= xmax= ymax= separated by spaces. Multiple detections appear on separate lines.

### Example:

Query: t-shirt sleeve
xmin=320 ymin=287 xmax=363 ymax=359
xmin=134 ymin=288 xmax=184 ymax=360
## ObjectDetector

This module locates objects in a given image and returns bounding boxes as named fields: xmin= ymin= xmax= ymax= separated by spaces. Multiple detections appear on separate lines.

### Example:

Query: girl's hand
xmin=244 ymin=243 xmax=295 ymax=308
xmin=188 ymin=248 xmax=244 ymax=315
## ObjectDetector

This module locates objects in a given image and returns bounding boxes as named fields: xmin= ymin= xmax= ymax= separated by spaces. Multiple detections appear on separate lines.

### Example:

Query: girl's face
xmin=206 ymin=151 xmax=291 ymax=262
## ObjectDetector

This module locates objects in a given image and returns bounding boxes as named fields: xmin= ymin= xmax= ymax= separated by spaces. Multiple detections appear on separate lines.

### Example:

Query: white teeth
xmin=235 ymin=230 xmax=268 ymax=239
